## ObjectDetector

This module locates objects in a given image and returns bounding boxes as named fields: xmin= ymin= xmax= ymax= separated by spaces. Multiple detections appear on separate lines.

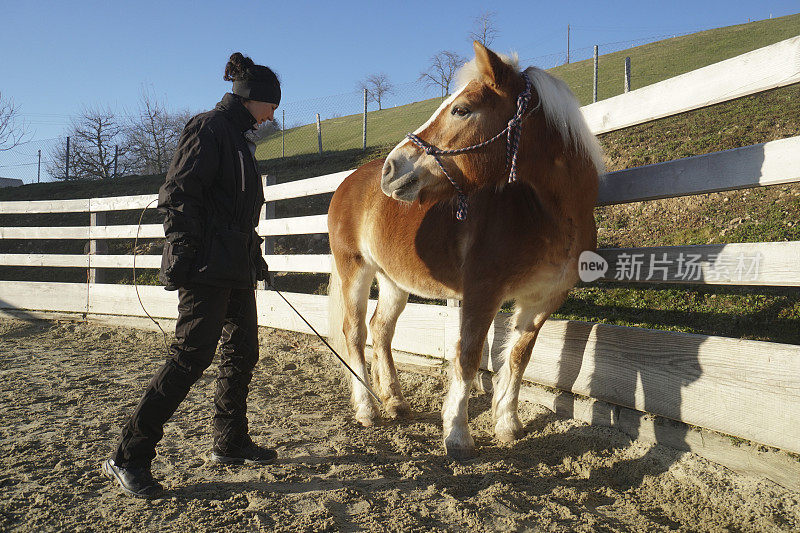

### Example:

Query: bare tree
xmin=0 ymin=92 xmax=28 ymax=151
xmin=419 ymin=51 xmax=467 ymax=98
xmin=469 ymin=11 xmax=499 ymax=47
xmin=358 ymin=73 xmax=394 ymax=110
xmin=48 ymin=106 xmax=133 ymax=180
xmin=126 ymin=87 xmax=188 ymax=174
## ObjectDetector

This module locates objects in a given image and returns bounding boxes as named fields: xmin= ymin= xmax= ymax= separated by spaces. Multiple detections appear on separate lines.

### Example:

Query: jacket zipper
xmin=238 ymin=151 xmax=246 ymax=192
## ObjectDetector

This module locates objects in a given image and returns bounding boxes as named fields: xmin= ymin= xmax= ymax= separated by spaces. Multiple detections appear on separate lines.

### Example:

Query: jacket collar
xmin=216 ymin=93 xmax=257 ymax=132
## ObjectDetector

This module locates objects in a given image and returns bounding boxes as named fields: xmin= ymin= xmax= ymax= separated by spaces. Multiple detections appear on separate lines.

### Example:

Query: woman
xmin=102 ymin=52 xmax=280 ymax=498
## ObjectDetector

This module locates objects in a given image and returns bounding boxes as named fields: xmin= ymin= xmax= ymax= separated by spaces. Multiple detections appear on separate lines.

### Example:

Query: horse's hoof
xmin=494 ymin=417 xmax=524 ymax=443
xmin=495 ymin=428 xmax=524 ymax=443
xmin=355 ymin=404 xmax=378 ymax=427
xmin=355 ymin=416 xmax=375 ymax=427
xmin=444 ymin=441 xmax=475 ymax=460
xmin=385 ymin=398 xmax=413 ymax=419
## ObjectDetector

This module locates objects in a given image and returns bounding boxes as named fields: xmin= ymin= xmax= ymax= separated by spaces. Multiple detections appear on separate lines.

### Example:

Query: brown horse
xmin=327 ymin=42 xmax=603 ymax=458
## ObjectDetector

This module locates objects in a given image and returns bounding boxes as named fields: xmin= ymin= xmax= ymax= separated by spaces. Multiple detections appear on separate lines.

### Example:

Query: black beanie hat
xmin=224 ymin=53 xmax=281 ymax=105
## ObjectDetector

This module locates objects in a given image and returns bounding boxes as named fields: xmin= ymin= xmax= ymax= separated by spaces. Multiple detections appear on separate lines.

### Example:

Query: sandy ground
xmin=1 ymin=316 xmax=798 ymax=532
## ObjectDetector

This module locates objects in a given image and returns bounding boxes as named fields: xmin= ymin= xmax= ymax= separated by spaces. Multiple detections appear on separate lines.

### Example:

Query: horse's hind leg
xmin=338 ymin=256 xmax=379 ymax=426
xmin=492 ymin=295 xmax=562 ymax=443
xmin=369 ymin=272 xmax=411 ymax=419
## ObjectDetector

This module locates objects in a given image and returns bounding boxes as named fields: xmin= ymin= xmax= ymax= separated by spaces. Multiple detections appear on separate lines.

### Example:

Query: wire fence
xmin=256 ymin=79 xmax=445 ymax=161
xmin=0 ymin=137 xmax=63 ymax=185
xmin=521 ymin=31 xmax=695 ymax=69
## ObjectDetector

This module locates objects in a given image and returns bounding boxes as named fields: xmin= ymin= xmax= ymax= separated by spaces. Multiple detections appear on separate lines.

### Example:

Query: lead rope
xmin=134 ymin=199 xmax=171 ymax=356
xmin=271 ymin=288 xmax=382 ymax=404
xmin=133 ymin=202 xmax=382 ymax=405
xmin=405 ymin=71 xmax=537 ymax=221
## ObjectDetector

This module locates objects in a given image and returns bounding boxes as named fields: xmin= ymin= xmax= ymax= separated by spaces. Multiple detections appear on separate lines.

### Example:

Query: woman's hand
xmin=163 ymin=241 xmax=197 ymax=291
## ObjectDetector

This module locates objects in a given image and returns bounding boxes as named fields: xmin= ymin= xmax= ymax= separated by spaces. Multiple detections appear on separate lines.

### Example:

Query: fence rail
xmin=1 ymin=37 xmax=799 ymax=456
xmin=582 ymin=35 xmax=800 ymax=134
xmin=1 ymin=241 xmax=797 ymax=287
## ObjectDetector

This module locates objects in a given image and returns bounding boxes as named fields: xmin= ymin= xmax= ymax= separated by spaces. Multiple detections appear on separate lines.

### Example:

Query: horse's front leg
xmin=369 ymin=273 xmax=411 ymax=419
xmin=442 ymin=294 xmax=500 ymax=459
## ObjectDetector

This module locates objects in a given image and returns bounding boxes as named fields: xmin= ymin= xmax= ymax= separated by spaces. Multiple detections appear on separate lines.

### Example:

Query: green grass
xmin=600 ymin=83 xmax=800 ymax=171
xmin=256 ymin=98 xmax=445 ymax=160
xmin=553 ymin=284 xmax=800 ymax=345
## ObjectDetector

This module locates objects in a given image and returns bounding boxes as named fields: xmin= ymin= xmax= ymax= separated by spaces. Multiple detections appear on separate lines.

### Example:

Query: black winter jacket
xmin=158 ymin=93 xmax=266 ymax=289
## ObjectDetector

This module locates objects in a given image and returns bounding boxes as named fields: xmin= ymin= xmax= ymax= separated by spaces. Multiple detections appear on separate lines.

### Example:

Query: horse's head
xmin=381 ymin=42 xmax=529 ymax=205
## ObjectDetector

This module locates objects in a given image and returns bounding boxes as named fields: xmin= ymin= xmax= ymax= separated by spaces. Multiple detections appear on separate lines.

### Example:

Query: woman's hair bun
xmin=224 ymin=52 xmax=255 ymax=81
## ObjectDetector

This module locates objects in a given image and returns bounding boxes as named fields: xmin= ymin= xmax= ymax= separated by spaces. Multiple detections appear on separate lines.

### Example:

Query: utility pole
xmin=113 ymin=145 xmax=118 ymax=178
xmin=281 ymin=110 xmax=285 ymax=158
xmin=37 ymin=150 xmax=41 ymax=183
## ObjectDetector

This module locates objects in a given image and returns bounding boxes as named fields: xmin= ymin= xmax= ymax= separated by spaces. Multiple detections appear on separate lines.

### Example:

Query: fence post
xmin=593 ymin=45 xmax=599 ymax=103
xmin=316 ymin=113 xmax=322 ymax=154
xmin=88 ymin=209 xmax=107 ymax=284
xmin=259 ymin=174 xmax=276 ymax=290
xmin=65 ymin=136 xmax=70 ymax=180
xmin=624 ymin=56 xmax=631 ymax=93
xmin=566 ymin=24 xmax=570 ymax=64
xmin=362 ymin=88 xmax=368 ymax=151
xmin=281 ymin=110 xmax=285 ymax=158
xmin=37 ymin=150 xmax=41 ymax=183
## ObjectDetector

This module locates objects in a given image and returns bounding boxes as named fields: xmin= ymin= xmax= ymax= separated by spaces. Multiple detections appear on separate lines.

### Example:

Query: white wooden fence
xmin=1 ymin=37 xmax=799 ymax=456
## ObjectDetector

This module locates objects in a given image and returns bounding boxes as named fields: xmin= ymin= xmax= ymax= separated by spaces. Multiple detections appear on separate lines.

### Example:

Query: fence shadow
xmin=0 ymin=299 xmax=58 ymax=337
xmin=584 ymin=323 xmax=703 ymax=489
xmin=0 ymin=299 xmax=45 ymax=323
xmin=473 ymin=305 xmax=707 ymax=490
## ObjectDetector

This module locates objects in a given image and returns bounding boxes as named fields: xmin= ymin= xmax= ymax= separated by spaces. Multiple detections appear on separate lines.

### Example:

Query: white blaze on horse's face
xmin=380 ymin=86 xmax=467 ymax=202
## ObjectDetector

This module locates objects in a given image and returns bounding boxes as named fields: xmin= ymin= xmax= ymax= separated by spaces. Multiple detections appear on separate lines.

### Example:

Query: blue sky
xmin=2 ymin=0 xmax=798 ymax=142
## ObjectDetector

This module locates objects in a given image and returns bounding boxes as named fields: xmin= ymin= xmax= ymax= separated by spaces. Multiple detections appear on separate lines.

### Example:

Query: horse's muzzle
xmin=381 ymin=155 xmax=420 ymax=202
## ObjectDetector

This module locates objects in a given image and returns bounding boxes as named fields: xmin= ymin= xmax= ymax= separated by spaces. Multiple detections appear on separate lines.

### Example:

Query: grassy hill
xmin=256 ymin=99 xmax=445 ymax=160
xmin=253 ymin=12 xmax=800 ymax=160
xmin=551 ymin=13 xmax=800 ymax=104
xmin=1 ymin=13 xmax=799 ymax=343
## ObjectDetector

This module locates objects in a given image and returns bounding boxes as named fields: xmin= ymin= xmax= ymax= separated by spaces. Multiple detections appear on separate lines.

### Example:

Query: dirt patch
xmin=1 ymin=317 xmax=798 ymax=532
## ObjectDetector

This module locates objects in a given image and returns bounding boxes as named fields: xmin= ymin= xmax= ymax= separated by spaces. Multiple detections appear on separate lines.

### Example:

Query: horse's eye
xmin=451 ymin=105 xmax=470 ymax=117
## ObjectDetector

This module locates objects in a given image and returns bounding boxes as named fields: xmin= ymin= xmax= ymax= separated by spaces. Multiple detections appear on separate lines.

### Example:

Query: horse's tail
xmin=327 ymin=255 xmax=347 ymax=359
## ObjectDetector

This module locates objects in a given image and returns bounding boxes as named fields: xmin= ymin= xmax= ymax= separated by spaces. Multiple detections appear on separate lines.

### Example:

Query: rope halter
xmin=405 ymin=71 xmax=537 ymax=221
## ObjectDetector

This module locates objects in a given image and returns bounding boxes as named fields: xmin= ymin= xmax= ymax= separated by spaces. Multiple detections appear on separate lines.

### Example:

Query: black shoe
xmin=210 ymin=439 xmax=278 ymax=465
xmin=101 ymin=458 xmax=163 ymax=498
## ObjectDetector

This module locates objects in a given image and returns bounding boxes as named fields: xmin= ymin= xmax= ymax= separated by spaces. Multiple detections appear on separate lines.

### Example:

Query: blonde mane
xmin=456 ymin=54 xmax=605 ymax=173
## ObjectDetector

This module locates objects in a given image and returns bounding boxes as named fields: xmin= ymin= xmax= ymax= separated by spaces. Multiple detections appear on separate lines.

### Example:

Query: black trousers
xmin=113 ymin=285 xmax=259 ymax=467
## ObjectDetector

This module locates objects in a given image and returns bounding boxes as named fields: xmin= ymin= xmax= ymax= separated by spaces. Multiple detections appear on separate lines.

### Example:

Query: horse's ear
xmin=473 ymin=41 xmax=512 ymax=88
